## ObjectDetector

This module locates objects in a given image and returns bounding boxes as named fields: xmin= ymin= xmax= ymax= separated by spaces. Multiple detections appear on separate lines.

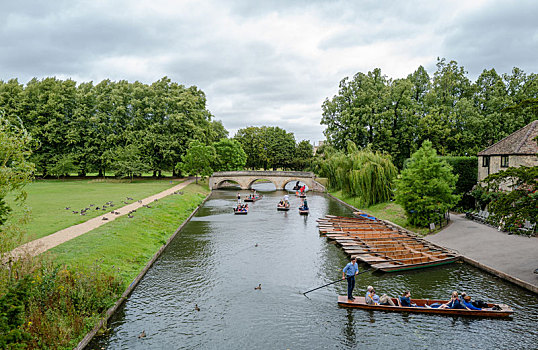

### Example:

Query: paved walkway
xmin=425 ymin=213 xmax=538 ymax=292
xmin=10 ymin=179 xmax=194 ymax=258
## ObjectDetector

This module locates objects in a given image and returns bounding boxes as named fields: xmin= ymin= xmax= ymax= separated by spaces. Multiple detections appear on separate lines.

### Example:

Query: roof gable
xmin=478 ymin=120 xmax=538 ymax=156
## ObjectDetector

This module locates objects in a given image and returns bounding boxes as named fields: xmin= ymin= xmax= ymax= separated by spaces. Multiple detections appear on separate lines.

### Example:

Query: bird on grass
xmin=138 ymin=330 xmax=146 ymax=338
xmin=195 ymin=304 xmax=200 ymax=311
xmin=128 ymin=214 xmax=134 ymax=219
xmin=255 ymin=284 xmax=261 ymax=290
xmin=65 ymin=207 xmax=70 ymax=210
xmin=127 ymin=197 xmax=133 ymax=200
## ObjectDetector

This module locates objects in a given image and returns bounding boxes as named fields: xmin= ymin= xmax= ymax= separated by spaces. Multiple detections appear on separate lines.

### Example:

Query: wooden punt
xmin=299 ymin=208 xmax=309 ymax=215
xmin=370 ymin=255 xmax=460 ymax=272
xmin=277 ymin=204 xmax=290 ymax=211
xmin=337 ymin=296 xmax=513 ymax=318
xmin=244 ymin=195 xmax=262 ymax=202
xmin=233 ymin=207 xmax=248 ymax=215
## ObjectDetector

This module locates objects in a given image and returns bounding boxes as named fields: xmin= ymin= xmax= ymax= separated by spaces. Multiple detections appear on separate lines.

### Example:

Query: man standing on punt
xmin=342 ymin=257 xmax=359 ymax=300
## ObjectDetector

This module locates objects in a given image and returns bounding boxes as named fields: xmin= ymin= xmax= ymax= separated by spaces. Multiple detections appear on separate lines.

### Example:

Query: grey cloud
xmin=441 ymin=0 xmax=538 ymax=78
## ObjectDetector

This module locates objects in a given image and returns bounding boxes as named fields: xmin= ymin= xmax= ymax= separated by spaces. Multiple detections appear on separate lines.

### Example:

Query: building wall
xmin=478 ymin=154 xmax=538 ymax=182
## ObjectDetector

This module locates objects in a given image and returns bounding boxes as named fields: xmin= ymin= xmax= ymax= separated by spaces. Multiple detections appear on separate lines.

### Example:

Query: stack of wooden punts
xmin=317 ymin=215 xmax=459 ymax=272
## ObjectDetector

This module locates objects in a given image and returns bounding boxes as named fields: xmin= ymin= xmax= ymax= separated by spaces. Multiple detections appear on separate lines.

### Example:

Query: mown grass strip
xmin=7 ymin=179 xmax=182 ymax=243
xmin=45 ymin=182 xmax=209 ymax=289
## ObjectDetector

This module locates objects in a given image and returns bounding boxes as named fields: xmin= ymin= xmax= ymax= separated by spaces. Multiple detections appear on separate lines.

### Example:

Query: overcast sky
xmin=1 ymin=0 xmax=537 ymax=143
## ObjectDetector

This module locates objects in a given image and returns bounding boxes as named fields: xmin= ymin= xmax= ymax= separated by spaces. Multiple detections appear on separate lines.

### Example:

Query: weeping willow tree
xmin=319 ymin=141 xmax=397 ymax=206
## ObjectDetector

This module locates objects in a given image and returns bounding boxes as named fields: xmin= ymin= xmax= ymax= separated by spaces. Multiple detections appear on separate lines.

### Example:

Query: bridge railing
xmin=211 ymin=171 xmax=315 ymax=177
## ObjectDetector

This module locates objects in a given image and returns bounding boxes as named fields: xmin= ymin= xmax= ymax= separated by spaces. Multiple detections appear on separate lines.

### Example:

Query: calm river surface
xmin=92 ymin=184 xmax=538 ymax=349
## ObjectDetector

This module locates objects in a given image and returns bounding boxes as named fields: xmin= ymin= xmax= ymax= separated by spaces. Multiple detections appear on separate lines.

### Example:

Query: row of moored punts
xmin=318 ymin=214 xmax=460 ymax=272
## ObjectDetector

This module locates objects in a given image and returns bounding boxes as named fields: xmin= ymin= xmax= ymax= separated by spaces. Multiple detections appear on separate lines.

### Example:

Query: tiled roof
xmin=478 ymin=120 xmax=538 ymax=156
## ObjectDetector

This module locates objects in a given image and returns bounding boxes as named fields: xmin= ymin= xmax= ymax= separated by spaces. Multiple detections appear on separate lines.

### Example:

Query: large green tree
xmin=395 ymin=140 xmax=459 ymax=227
xmin=213 ymin=139 xmax=247 ymax=171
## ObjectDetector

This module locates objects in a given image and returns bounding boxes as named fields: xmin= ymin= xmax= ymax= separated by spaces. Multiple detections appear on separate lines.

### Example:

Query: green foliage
xmin=395 ymin=140 xmax=460 ymax=227
xmin=179 ymin=140 xmax=215 ymax=181
xmin=481 ymin=166 xmax=538 ymax=234
xmin=113 ymin=144 xmax=150 ymax=182
xmin=0 ymin=77 xmax=227 ymax=178
xmin=441 ymin=156 xmax=478 ymax=209
xmin=212 ymin=138 xmax=247 ymax=171
xmin=49 ymin=154 xmax=77 ymax=179
xmin=321 ymin=59 xmax=538 ymax=164
xmin=234 ymin=126 xmax=298 ymax=170
xmin=0 ymin=116 xmax=34 ymax=253
xmin=0 ymin=277 xmax=32 ymax=349
xmin=294 ymin=140 xmax=314 ymax=170
xmin=318 ymin=141 xmax=397 ymax=206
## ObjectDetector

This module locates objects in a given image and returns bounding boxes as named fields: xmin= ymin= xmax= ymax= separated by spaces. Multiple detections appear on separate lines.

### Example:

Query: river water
xmin=91 ymin=184 xmax=538 ymax=349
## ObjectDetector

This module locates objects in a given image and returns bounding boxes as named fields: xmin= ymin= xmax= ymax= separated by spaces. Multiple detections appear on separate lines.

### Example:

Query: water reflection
xmin=91 ymin=189 xmax=538 ymax=350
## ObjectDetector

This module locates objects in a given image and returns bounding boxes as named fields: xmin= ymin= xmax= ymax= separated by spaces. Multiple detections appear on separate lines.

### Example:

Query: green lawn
xmin=45 ymin=182 xmax=209 ymax=288
xmin=7 ymin=178 xmax=184 ymax=243
xmin=330 ymin=190 xmax=430 ymax=235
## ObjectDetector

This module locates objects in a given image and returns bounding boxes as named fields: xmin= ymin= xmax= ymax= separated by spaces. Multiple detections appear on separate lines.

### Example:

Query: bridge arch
xmin=247 ymin=178 xmax=278 ymax=190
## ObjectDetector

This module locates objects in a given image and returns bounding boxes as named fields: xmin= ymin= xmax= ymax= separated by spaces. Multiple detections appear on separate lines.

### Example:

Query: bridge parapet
xmin=209 ymin=171 xmax=325 ymax=192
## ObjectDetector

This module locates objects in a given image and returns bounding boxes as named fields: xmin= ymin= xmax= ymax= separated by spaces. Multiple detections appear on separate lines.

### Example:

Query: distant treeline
xmin=321 ymin=58 xmax=538 ymax=168
xmin=0 ymin=77 xmax=228 ymax=177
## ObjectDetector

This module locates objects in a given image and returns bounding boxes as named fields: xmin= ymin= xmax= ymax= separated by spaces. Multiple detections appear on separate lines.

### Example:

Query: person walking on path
xmin=342 ymin=257 xmax=359 ymax=300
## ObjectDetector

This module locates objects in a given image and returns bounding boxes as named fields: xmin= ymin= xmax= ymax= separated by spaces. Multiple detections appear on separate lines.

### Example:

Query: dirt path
xmin=10 ymin=179 xmax=195 ymax=258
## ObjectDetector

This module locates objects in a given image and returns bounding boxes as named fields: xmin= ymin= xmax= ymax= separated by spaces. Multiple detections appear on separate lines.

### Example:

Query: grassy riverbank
xmin=7 ymin=179 xmax=182 ymax=243
xmin=46 ymin=181 xmax=209 ymax=288
xmin=1 ymin=181 xmax=209 ymax=350
xmin=330 ymin=190 xmax=430 ymax=235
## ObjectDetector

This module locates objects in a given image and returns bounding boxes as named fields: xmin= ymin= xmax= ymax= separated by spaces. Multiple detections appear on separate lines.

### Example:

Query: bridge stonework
xmin=209 ymin=171 xmax=326 ymax=192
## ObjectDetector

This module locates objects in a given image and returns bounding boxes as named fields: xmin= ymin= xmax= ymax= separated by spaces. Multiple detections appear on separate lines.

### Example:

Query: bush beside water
xmin=1 ymin=262 xmax=123 ymax=349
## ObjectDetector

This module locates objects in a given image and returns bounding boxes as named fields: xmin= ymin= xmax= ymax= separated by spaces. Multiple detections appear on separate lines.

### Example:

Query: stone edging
xmin=461 ymin=256 xmax=538 ymax=294
xmin=325 ymin=193 xmax=538 ymax=295
xmin=75 ymin=192 xmax=212 ymax=350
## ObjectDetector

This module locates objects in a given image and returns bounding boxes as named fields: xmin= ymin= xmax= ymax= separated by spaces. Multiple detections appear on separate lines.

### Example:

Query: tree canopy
xmin=321 ymin=59 xmax=538 ymax=168
xmin=395 ymin=140 xmax=459 ymax=227
xmin=0 ymin=77 xmax=226 ymax=177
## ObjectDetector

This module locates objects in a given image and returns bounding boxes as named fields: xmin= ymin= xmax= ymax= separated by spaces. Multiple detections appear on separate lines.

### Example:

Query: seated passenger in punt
xmin=461 ymin=294 xmax=483 ymax=310
xmin=428 ymin=291 xmax=470 ymax=310
xmin=365 ymin=286 xmax=395 ymax=306
xmin=398 ymin=291 xmax=417 ymax=307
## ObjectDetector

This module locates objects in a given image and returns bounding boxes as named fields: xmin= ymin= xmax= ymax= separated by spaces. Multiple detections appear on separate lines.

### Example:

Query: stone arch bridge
xmin=209 ymin=171 xmax=326 ymax=192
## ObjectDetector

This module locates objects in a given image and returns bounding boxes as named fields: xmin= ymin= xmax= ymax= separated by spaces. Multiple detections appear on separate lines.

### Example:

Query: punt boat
xmin=277 ymin=203 xmax=290 ymax=211
xmin=244 ymin=195 xmax=262 ymax=202
xmin=233 ymin=207 xmax=248 ymax=215
xmin=299 ymin=207 xmax=309 ymax=215
xmin=337 ymin=296 xmax=513 ymax=318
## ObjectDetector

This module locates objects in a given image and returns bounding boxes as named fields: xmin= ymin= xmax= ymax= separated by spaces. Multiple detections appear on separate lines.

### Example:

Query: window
xmin=482 ymin=156 xmax=490 ymax=167
xmin=501 ymin=155 xmax=509 ymax=168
